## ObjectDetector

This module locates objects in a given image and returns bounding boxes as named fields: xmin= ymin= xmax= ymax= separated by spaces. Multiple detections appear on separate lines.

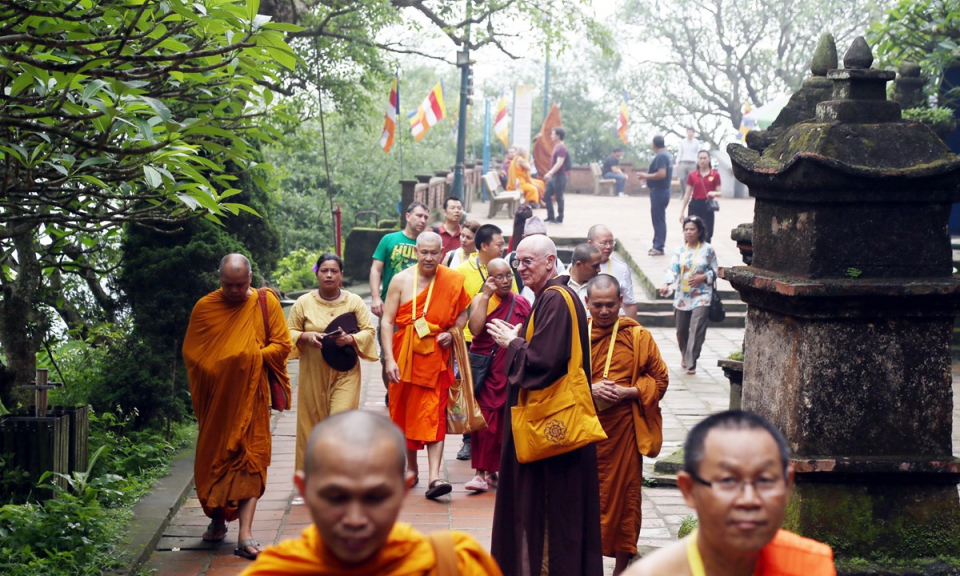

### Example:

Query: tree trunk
xmin=0 ymin=232 xmax=48 ymax=406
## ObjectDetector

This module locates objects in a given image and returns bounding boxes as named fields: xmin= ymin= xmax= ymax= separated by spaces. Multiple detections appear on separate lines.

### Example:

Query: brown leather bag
xmin=257 ymin=288 xmax=291 ymax=412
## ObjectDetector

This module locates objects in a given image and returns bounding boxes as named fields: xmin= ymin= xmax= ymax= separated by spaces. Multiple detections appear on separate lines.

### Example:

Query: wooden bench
xmin=590 ymin=162 xmax=617 ymax=196
xmin=482 ymin=171 xmax=521 ymax=218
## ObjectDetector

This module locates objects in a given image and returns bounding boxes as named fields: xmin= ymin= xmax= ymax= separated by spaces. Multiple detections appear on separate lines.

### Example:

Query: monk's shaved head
xmin=487 ymin=257 xmax=510 ymax=275
xmin=218 ymin=253 xmax=251 ymax=276
xmin=517 ymin=234 xmax=557 ymax=258
xmin=303 ymin=410 xmax=406 ymax=479
xmin=587 ymin=224 xmax=611 ymax=241
xmin=416 ymin=231 xmax=442 ymax=249
xmin=587 ymin=273 xmax=621 ymax=298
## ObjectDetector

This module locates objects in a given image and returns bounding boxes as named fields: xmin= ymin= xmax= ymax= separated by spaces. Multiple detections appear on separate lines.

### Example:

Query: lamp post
xmin=451 ymin=0 xmax=474 ymax=201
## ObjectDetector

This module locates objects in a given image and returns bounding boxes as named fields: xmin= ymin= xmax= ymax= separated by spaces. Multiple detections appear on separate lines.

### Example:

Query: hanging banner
xmin=512 ymin=84 xmax=534 ymax=153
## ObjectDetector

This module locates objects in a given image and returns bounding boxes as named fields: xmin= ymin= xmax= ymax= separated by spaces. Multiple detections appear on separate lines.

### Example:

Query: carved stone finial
xmin=843 ymin=36 xmax=874 ymax=69
xmin=898 ymin=61 xmax=921 ymax=78
xmin=810 ymin=33 xmax=838 ymax=76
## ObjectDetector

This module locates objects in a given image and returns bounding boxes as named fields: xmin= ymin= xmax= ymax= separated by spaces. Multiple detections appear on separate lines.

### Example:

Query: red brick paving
xmin=141 ymin=359 xmax=511 ymax=575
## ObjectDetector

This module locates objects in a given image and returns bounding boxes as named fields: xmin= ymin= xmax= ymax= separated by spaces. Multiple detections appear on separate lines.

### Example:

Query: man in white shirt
xmin=587 ymin=224 xmax=637 ymax=319
xmin=676 ymin=126 xmax=701 ymax=199
xmin=567 ymin=243 xmax=602 ymax=312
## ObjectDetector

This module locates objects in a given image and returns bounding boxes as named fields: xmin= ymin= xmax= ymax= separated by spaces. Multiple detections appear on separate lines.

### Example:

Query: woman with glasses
xmin=462 ymin=258 xmax=532 ymax=492
xmin=658 ymin=216 xmax=718 ymax=375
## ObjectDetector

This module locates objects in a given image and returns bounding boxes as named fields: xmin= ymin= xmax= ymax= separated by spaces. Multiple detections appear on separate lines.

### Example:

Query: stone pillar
xmin=725 ymin=37 xmax=960 ymax=564
xmin=400 ymin=179 xmax=417 ymax=228
xmin=892 ymin=61 xmax=926 ymax=111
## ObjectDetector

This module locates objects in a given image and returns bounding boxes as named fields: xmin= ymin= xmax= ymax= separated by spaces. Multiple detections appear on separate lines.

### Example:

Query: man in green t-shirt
xmin=370 ymin=202 xmax=430 ymax=387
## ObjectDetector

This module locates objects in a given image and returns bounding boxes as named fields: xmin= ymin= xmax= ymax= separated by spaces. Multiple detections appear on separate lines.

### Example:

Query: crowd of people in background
xmin=181 ymin=126 xmax=837 ymax=576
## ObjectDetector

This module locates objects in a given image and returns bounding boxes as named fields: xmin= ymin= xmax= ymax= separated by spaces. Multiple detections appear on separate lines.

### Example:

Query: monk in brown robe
xmin=485 ymin=235 xmax=604 ymax=576
xmin=625 ymin=411 xmax=836 ymax=576
xmin=239 ymin=410 xmax=503 ymax=576
xmin=382 ymin=231 xmax=471 ymax=500
xmin=585 ymin=274 xmax=668 ymax=575
xmin=183 ymin=254 xmax=292 ymax=560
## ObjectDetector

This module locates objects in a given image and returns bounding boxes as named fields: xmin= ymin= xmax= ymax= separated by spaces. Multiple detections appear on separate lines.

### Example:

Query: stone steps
xmin=637 ymin=297 xmax=748 ymax=328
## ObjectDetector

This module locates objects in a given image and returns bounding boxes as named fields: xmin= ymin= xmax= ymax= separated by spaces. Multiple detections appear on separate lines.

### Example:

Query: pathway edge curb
xmin=108 ymin=445 xmax=197 ymax=576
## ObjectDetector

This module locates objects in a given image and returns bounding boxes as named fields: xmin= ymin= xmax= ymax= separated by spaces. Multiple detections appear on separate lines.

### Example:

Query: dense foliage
xmin=0 ymin=0 xmax=296 ymax=403
xmin=870 ymin=0 xmax=960 ymax=106
xmin=0 ymin=410 xmax=195 ymax=575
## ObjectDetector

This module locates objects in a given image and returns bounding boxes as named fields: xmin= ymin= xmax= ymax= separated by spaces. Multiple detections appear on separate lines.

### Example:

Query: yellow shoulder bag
xmin=511 ymin=286 xmax=607 ymax=463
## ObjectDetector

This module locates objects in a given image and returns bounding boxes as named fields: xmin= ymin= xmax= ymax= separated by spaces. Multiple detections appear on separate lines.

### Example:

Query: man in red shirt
xmin=430 ymin=196 xmax=463 ymax=255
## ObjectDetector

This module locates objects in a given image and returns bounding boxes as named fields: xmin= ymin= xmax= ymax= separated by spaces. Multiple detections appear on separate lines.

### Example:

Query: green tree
xmin=870 ymin=0 xmax=960 ymax=105
xmin=0 ymin=0 xmax=295 ymax=404
xmin=614 ymin=0 xmax=892 ymax=146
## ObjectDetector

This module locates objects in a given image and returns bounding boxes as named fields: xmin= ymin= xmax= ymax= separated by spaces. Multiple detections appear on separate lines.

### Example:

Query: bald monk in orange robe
xmin=506 ymin=150 xmax=545 ymax=205
xmin=382 ymin=232 xmax=471 ymax=499
xmin=586 ymin=274 xmax=669 ymax=575
xmin=183 ymin=254 xmax=292 ymax=560
xmin=239 ymin=411 xmax=503 ymax=576
xmin=624 ymin=411 xmax=836 ymax=576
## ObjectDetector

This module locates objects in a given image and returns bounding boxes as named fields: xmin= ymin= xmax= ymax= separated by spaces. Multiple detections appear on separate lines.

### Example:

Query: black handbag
xmin=707 ymin=198 xmax=720 ymax=211
xmin=708 ymin=279 xmax=725 ymax=322
xmin=469 ymin=294 xmax=517 ymax=394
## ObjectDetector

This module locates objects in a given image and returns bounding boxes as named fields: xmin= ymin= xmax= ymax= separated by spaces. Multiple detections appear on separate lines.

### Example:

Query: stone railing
xmin=399 ymin=162 xmax=484 ymax=225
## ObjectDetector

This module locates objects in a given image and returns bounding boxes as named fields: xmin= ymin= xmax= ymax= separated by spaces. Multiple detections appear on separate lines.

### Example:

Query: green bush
xmin=275 ymin=248 xmax=323 ymax=293
xmin=903 ymin=106 xmax=955 ymax=131
xmin=0 ymin=411 xmax=195 ymax=575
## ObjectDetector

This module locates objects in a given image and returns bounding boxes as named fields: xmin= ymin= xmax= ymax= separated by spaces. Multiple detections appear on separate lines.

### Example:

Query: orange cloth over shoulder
xmin=390 ymin=266 xmax=471 ymax=443
xmin=754 ymin=530 xmax=836 ymax=576
xmin=183 ymin=289 xmax=291 ymax=521
xmin=238 ymin=523 xmax=503 ymax=576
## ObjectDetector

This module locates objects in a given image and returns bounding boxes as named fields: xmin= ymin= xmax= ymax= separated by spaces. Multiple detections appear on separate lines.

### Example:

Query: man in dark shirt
xmin=601 ymin=148 xmax=628 ymax=196
xmin=543 ymin=127 xmax=570 ymax=224
xmin=637 ymin=135 xmax=674 ymax=255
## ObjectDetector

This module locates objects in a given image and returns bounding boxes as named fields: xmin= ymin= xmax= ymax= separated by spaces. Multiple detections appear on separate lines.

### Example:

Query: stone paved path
xmin=141 ymin=193 xmax=960 ymax=575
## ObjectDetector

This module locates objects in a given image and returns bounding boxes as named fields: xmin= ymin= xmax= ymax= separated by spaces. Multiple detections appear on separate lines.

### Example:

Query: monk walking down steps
xmin=381 ymin=232 xmax=472 ymax=500
xmin=586 ymin=274 xmax=669 ymax=575
xmin=183 ymin=254 xmax=292 ymax=560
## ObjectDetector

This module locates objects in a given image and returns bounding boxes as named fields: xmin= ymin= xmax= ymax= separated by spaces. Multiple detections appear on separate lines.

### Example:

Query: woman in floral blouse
xmin=658 ymin=216 xmax=719 ymax=374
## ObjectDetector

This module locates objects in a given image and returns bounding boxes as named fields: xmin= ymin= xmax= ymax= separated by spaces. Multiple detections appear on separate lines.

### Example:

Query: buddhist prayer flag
xmin=407 ymin=81 xmax=446 ymax=142
xmin=379 ymin=74 xmax=399 ymax=153
xmin=616 ymin=91 xmax=629 ymax=144
xmin=494 ymin=92 xmax=510 ymax=148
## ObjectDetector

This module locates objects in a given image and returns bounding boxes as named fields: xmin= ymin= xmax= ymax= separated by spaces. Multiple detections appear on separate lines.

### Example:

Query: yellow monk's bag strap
xmin=512 ymin=285 xmax=607 ymax=464
xmin=428 ymin=531 xmax=459 ymax=576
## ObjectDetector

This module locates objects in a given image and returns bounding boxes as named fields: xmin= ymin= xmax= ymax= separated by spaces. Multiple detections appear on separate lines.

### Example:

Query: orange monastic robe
xmin=506 ymin=156 xmax=544 ymax=204
xmin=183 ymin=288 xmax=292 ymax=521
xmin=590 ymin=318 xmax=668 ymax=557
xmin=238 ymin=523 xmax=503 ymax=576
xmin=389 ymin=266 xmax=471 ymax=449
xmin=753 ymin=530 xmax=836 ymax=575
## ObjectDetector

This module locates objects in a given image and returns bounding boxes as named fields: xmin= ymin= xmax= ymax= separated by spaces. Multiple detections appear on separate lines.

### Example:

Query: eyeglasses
xmin=490 ymin=274 xmax=513 ymax=282
xmin=517 ymin=255 xmax=546 ymax=268
xmin=689 ymin=471 xmax=786 ymax=498
xmin=595 ymin=241 xmax=616 ymax=248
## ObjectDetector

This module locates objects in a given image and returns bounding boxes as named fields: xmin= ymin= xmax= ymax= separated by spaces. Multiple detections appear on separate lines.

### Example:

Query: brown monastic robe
xmin=590 ymin=318 xmax=669 ymax=557
xmin=491 ymin=276 xmax=604 ymax=576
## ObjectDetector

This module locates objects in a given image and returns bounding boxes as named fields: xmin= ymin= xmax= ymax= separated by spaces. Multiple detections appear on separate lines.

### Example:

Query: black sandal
xmin=425 ymin=479 xmax=452 ymax=500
